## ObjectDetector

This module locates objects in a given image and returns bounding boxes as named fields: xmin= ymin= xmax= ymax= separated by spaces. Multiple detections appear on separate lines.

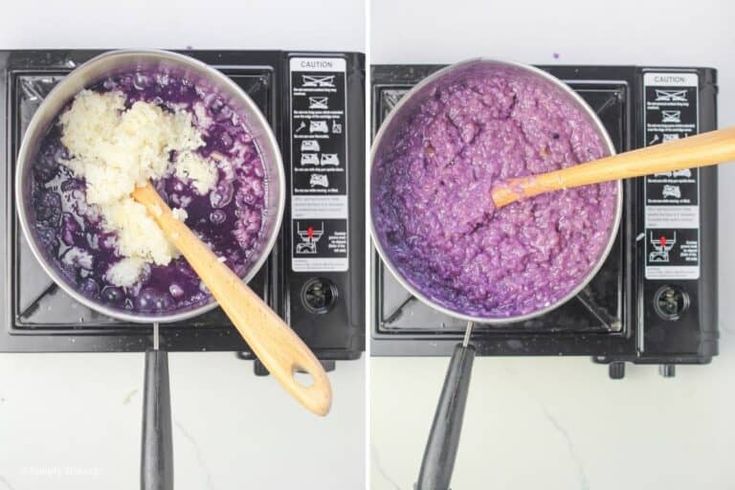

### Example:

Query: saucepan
xmin=15 ymin=49 xmax=329 ymax=489
xmin=370 ymin=59 xmax=622 ymax=489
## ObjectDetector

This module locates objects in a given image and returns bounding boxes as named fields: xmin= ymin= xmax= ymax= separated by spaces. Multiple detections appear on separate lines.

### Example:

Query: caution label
xmin=643 ymin=72 xmax=700 ymax=280
xmin=289 ymin=57 xmax=349 ymax=272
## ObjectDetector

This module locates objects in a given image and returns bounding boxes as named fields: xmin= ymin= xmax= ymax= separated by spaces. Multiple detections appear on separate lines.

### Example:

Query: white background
xmin=3 ymin=1 xmax=735 ymax=489
xmin=0 ymin=1 xmax=365 ymax=490
xmin=371 ymin=0 xmax=735 ymax=489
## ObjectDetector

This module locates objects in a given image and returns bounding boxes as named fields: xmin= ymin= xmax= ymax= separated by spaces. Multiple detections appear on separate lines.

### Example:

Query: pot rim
xmin=15 ymin=48 xmax=286 ymax=324
xmin=369 ymin=57 xmax=623 ymax=325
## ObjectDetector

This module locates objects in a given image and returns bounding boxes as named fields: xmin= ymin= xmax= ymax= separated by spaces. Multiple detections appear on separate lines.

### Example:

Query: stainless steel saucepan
xmin=370 ymin=58 xmax=622 ymax=490
xmin=16 ymin=49 xmax=285 ymax=323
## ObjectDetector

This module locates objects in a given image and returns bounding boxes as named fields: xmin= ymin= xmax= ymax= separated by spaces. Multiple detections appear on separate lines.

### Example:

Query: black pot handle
xmin=416 ymin=340 xmax=475 ymax=490
xmin=141 ymin=348 xmax=173 ymax=490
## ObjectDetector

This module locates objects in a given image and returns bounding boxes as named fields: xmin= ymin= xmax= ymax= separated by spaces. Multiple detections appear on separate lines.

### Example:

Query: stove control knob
xmin=653 ymin=286 xmax=690 ymax=321
xmin=301 ymin=278 xmax=338 ymax=314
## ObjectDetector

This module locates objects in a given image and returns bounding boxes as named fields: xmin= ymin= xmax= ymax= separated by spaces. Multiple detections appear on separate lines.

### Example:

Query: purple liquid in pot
xmin=30 ymin=71 xmax=267 ymax=315
xmin=372 ymin=70 xmax=618 ymax=318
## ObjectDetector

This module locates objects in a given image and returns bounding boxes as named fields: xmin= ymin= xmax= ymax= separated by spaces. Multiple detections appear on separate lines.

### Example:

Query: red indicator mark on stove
xmin=660 ymin=235 xmax=667 ymax=247
xmin=307 ymin=226 xmax=315 ymax=238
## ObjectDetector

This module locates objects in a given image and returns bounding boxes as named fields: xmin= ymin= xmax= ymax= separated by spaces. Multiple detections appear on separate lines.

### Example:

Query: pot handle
xmin=141 ymin=349 xmax=173 ymax=490
xmin=416 ymin=341 xmax=475 ymax=490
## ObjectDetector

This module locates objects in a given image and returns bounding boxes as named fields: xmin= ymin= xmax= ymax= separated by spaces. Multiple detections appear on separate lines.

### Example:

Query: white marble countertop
xmin=0 ymin=354 xmax=365 ymax=490
xmin=370 ymin=0 xmax=735 ymax=488
xmin=0 ymin=1 xmax=365 ymax=489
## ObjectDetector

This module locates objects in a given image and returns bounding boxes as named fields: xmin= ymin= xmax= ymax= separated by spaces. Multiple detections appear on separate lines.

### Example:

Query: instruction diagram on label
xmin=301 ymin=140 xmax=320 ymax=152
xmin=309 ymin=120 xmax=329 ymax=134
xmin=309 ymin=174 xmax=329 ymax=188
xmin=290 ymin=57 xmax=349 ymax=272
xmin=295 ymin=222 xmax=324 ymax=254
xmin=643 ymin=72 xmax=700 ymax=280
xmin=302 ymin=74 xmax=335 ymax=88
xmin=292 ymin=220 xmax=348 ymax=271
xmin=308 ymin=96 xmax=329 ymax=109
xmin=645 ymin=229 xmax=699 ymax=279
xmin=654 ymin=89 xmax=688 ymax=102
xmin=662 ymin=184 xmax=681 ymax=199
xmin=661 ymin=110 xmax=681 ymax=123
xmin=648 ymin=231 xmax=676 ymax=263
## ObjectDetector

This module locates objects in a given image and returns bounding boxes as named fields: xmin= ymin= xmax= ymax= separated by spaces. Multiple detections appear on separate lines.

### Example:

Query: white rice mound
xmin=59 ymin=89 xmax=218 ymax=288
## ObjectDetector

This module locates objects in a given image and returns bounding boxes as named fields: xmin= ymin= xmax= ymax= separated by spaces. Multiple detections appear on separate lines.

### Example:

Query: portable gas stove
xmin=371 ymin=64 xmax=718 ymax=378
xmin=0 ymin=50 xmax=365 ymax=370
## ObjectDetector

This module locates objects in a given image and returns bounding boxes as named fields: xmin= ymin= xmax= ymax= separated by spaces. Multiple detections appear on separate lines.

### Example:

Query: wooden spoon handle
xmin=132 ymin=183 xmax=332 ymax=416
xmin=492 ymin=126 xmax=735 ymax=208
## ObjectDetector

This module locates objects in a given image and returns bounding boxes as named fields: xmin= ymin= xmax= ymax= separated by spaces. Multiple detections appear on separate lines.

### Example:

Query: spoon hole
xmin=292 ymin=365 xmax=315 ymax=388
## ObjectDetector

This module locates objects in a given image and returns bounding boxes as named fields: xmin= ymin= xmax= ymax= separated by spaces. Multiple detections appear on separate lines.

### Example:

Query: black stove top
xmin=371 ymin=64 xmax=718 ymax=378
xmin=0 ymin=50 xmax=365 ymax=364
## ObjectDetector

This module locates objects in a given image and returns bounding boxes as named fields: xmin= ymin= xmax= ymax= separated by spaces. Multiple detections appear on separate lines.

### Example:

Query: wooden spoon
xmin=491 ymin=126 xmax=735 ymax=208
xmin=132 ymin=183 xmax=332 ymax=416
